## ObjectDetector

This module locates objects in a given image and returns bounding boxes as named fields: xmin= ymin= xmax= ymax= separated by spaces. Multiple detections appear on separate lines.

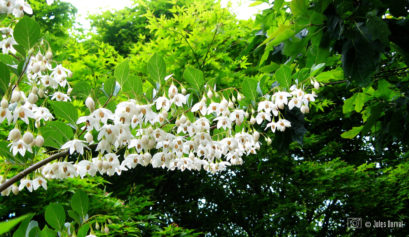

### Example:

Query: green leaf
xmin=68 ymin=210 xmax=81 ymax=224
xmin=49 ymin=101 xmax=78 ymax=127
xmin=183 ymin=66 xmax=204 ymax=94
xmin=342 ymin=94 xmax=357 ymax=114
xmin=13 ymin=16 xmax=41 ymax=50
xmin=341 ymin=126 xmax=363 ymax=139
xmin=275 ymin=64 xmax=292 ymax=88
xmin=39 ymin=226 xmax=57 ymax=237
xmin=45 ymin=203 xmax=66 ymax=231
xmin=114 ymin=59 xmax=129 ymax=87
xmin=0 ymin=62 xmax=10 ymax=98
xmin=0 ymin=54 xmax=17 ymax=65
xmin=123 ymin=75 xmax=143 ymax=99
xmin=71 ymin=190 xmax=89 ymax=220
xmin=241 ymin=78 xmax=258 ymax=104
xmin=147 ymin=53 xmax=166 ymax=88
xmin=71 ymin=81 xmax=91 ymax=99
xmin=77 ymin=224 xmax=90 ymax=237
xmin=104 ymin=77 xmax=116 ymax=96
xmin=40 ymin=121 xmax=74 ymax=149
xmin=0 ymin=213 xmax=33 ymax=235
xmin=315 ymin=68 xmax=344 ymax=83
xmin=354 ymin=93 xmax=369 ymax=112
xmin=290 ymin=0 xmax=307 ymax=17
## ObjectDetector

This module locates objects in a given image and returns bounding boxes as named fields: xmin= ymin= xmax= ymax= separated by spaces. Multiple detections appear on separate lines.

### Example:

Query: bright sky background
xmin=63 ymin=0 xmax=270 ymax=29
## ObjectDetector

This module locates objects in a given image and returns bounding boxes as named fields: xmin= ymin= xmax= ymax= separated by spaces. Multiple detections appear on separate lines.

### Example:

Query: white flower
xmin=76 ymin=160 xmax=97 ymax=178
xmin=12 ymin=0 xmax=32 ymax=17
xmin=0 ymin=107 xmax=12 ymax=124
xmin=229 ymin=110 xmax=245 ymax=125
xmin=19 ymin=179 xmax=33 ymax=192
xmin=255 ymin=112 xmax=271 ymax=124
xmin=92 ymin=108 xmax=113 ymax=124
xmin=172 ymin=93 xmax=186 ymax=107
xmin=13 ymin=106 xmax=34 ymax=124
xmin=215 ymin=116 xmax=232 ymax=130
xmin=288 ymin=97 xmax=302 ymax=110
xmin=191 ymin=98 xmax=207 ymax=115
xmin=155 ymin=96 xmax=171 ymax=111
xmin=32 ymin=177 xmax=47 ymax=190
xmin=46 ymin=0 xmax=54 ymax=5
xmin=61 ymin=139 xmax=87 ymax=155
xmin=276 ymin=119 xmax=291 ymax=132
xmin=33 ymin=107 xmax=54 ymax=121
xmin=273 ymin=91 xmax=291 ymax=108
xmin=9 ymin=139 xmax=32 ymax=156
xmin=265 ymin=121 xmax=277 ymax=133
xmin=51 ymin=92 xmax=71 ymax=101
xmin=168 ymin=84 xmax=178 ymax=99
xmin=0 ymin=37 xmax=17 ymax=54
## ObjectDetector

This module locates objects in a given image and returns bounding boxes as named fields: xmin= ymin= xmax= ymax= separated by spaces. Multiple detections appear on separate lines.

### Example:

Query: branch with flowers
xmin=0 ymin=0 xmax=321 ymax=198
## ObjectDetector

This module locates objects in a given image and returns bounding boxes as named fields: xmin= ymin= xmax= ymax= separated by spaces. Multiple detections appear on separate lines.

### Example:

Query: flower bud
xmin=32 ymin=63 xmax=40 ymax=73
xmin=85 ymin=132 xmax=93 ymax=143
xmin=253 ymin=131 xmax=260 ymax=142
xmin=23 ymin=132 xmax=34 ymax=145
xmin=237 ymin=93 xmax=243 ymax=101
xmin=8 ymin=128 xmax=21 ymax=141
xmin=35 ymin=120 xmax=41 ymax=128
xmin=11 ymin=89 xmax=21 ymax=103
xmin=11 ymin=184 xmax=19 ymax=195
xmin=95 ymin=222 xmax=100 ymax=230
xmin=168 ymin=84 xmax=177 ymax=99
xmin=28 ymin=93 xmax=38 ymax=104
xmin=207 ymin=90 xmax=213 ymax=99
xmin=181 ymin=87 xmax=187 ymax=95
xmin=231 ymin=96 xmax=236 ymax=103
xmin=85 ymin=97 xmax=95 ymax=111
xmin=1 ymin=98 xmax=8 ymax=109
xmin=68 ymin=71 xmax=73 ymax=78
xmin=300 ymin=105 xmax=309 ymax=114
xmin=104 ymin=224 xmax=109 ymax=234
xmin=228 ymin=100 xmax=234 ymax=109
xmin=266 ymin=137 xmax=272 ymax=145
xmin=35 ymin=135 xmax=44 ymax=147
xmin=67 ymin=88 xmax=73 ymax=96
xmin=36 ymin=53 xmax=43 ymax=61
xmin=46 ymin=51 xmax=53 ymax=60
xmin=314 ymin=81 xmax=320 ymax=90
xmin=32 ymin=86 xmax=38 ymax=94
xmin=249 ymin=116 xmax=256 ymax=125
xmin=38 ymin=88 xmax=45 ymax=98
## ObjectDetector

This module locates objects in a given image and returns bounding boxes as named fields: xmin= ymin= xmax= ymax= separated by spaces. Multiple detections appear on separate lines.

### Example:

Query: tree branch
xmin=0 ymin=144 xmax=97 ymax=193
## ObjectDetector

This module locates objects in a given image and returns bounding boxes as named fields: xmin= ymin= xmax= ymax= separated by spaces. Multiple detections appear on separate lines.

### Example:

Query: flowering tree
xmin=0 ymin=0 xmax=327 ymax=235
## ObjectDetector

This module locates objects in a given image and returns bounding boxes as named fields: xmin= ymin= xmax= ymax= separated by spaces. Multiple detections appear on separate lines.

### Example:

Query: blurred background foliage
xmin=1 ymin=0 xmax=409 ymax=236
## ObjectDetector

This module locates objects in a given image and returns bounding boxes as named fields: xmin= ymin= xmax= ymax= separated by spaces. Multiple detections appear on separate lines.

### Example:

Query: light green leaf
xmin=13 ymin=16 xmax=41 ymax=50
xmin=0 ymin=62 xmax=10 ymax=98
xmin=123 ymin=75 xmax=143 ymax=99
xmin=71 ymin=190 xmax=89 ymax=220
xmin=275 ymin=64 xmax=292 ymax=88
xmin=45 ymin=203 xmax=66 ymax=231
xmin=49 ymin=101 xmax=78 ymax=127
xmin=342 ymin=94 xmax=357 ymax=114
xmin=114 ymin=59 xmax=130 ymax=87
xmin=0 ymin=213 xmax=33 ymax=235
xmin=183 ymin=66 xmax=204 ymax=94
xmin=147 ymin=53 xmax=166 ymax=88
xmin=315 ymin=68 xmax=344 ymax=83
xmin=71 ymin=81 xmax=91 ymax=99
xmin=241 ymin=78 xmax=258 ymax=104
xmin=39 ymin=226 xmax=57 ymax=237
xmin=354 ymin=93 xmax=369 ymax=112
xmin=341 ymin=126 xmax=363 ymax=139
xmin=104 ymin=77 xmax=116 ymax=96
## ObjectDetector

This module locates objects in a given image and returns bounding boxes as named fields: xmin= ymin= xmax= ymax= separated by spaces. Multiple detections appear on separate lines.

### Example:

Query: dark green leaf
xmin=275 ymin=64 xmax=292 ymax=88
xmin=71 ymin=190 xmax=89 ymax=220
xmin=114 ymin=59 xmax=130 ymax=87
xmin=183 ymin=66 xmax=204 ymax=94
xmin=40 ymin=121 xmax=74 ymax=149
xmin=241 ymin=78 xmax=258 ymax=104
xmin=49 ymin=101 xmax=78 ymax=127
xmin=0 ymin=62 xmax=10 ymax=98
xmin=45 ymin=203 xmax=66 ymax=231
xmin=147 ymin=53 xmax=166 ymax=88
xmin=77 ymin=224 xmax=90 ymax=237
xmin=13 ymin=16 xmax=41 ymax=50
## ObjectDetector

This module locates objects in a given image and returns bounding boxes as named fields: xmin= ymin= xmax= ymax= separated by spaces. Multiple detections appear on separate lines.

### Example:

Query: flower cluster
xmin=2 ymin=49 xmax=72 ymax=157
